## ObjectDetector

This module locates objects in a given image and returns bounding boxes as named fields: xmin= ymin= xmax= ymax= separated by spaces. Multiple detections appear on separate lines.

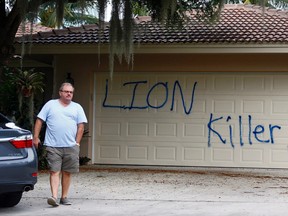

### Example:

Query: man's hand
xmin=33 ymin=137 xmax=41 ymax=148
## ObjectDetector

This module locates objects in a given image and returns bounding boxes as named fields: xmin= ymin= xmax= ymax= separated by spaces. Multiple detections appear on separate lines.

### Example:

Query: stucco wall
xmin=54 ymin=53 xmax=288 ymax=74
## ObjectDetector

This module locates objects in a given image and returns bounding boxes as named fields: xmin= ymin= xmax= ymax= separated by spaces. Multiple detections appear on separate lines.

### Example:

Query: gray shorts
xmin=45 ymin=146 xmax=80 ymax=173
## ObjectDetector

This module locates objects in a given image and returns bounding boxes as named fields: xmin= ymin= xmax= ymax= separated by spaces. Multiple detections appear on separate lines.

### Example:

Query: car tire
xmin=0 ymin=192 xmax=23 ymax=207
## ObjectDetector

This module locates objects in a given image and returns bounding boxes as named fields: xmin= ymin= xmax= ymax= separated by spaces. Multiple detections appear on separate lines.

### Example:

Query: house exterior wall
xmin=53 ymin=53 xmax=288 ymax=168
xmin=55 ymin=53 xmax=288 ymax=74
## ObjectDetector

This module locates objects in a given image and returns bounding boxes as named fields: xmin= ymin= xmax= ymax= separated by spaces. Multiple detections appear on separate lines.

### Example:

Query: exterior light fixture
xmin=65 ymin=72 xmax=74 ymax=86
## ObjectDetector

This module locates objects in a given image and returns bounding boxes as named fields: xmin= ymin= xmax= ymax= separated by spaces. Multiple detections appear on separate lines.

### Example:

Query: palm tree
xmin=243 ymin=0 xmax=288 ymax=9
xmin=38 ymin=1 xmax=98 ymax=28
xmin=9 ymin=68 xmax=45 ymax=131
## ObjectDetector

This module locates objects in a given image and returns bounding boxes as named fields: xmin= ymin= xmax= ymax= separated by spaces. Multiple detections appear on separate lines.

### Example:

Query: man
xmin=33 ymin=82 xmax=87 ymax=207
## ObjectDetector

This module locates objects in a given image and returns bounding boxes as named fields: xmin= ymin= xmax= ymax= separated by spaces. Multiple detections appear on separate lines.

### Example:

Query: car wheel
xmin=0 ymin=192 xmax=23 ymax=207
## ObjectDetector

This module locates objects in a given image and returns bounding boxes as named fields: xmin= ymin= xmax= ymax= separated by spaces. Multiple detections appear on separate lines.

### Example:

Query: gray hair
xmin=59 ymin=82 xmax=74 ymax=91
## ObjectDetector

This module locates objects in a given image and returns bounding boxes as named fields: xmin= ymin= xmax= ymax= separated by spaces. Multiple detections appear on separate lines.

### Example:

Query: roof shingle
xmin=15 ymin=4 xmax=288 ymax=45
xmin=16 ymin=22 xmax=52 ymax=37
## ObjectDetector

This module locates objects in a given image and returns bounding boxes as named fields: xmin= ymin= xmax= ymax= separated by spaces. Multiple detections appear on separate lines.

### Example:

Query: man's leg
xmin=47 ymin=171 xmax=61 ymax=206
xmin=61 ymin=171 xmax=71 ymax=198
xmin=50 ymin=171 xmax=61 ymax=198
xmin=46 ymin=147 xmax=63 ymax=206
xmin=60 ymin=145 xmax=79 ymax=205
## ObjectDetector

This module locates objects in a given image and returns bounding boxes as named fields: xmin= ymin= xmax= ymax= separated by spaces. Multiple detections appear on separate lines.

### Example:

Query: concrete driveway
xmin=1 ymin=165 xmax=288 ymax=216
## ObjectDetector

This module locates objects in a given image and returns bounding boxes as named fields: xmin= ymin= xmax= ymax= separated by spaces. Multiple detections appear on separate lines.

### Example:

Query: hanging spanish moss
xmin=109 ymin=0 xmax=122 ymax=78
xmin=123 ymin=0 xmax=134 ymax=65
xmin=105 ymin=0 xmax=183 ymax=78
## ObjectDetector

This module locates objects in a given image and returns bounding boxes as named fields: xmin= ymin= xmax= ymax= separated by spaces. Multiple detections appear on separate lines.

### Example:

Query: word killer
xmin=207 ymin=114 xmax=281 ymax=147
xmin=103 ymin=79 xmax=198 ymax=115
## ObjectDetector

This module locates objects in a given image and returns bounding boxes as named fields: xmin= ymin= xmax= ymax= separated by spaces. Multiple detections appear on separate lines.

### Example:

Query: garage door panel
xmin=183 ymin=147 xmax=206 ymax=161
xmin=183 ymin=123 xmax=206 ymax=137
xmin=213 ymin=77 xmax=236 ymax=91
xmin=155 ymin=146 xmax=177 ymax=161
xmin=191 ymin=99 xmax=207 ymax=114
xmin=242 ymin=100 xmax=265 ymax=114
xmin=241 ymin=148 xmax=264 ymax=163
xmin=272 ymin=76 xmax=288 ymax=91
xmin=272 ymin=100 xmax=288 ymax=114
xmin=95 ymin=72 xmax=288 ymax=168
xmin=271 ymin=149 xmax=288 ymax=163
xmin=127 ymin=146 xmax=148 ymax=160
xmin=271 ymin=125 xmax=288 ymax=141
xmin=99 ymin=122 xmax=121 ymax=136
xmin=99 ymin=145 xmax=120 ymax=160
xmin=212 ymin=148 xmax=234 ymax=162
xmin=242 ymin=77 xmax=266 ymax=91
xmin=127 ymin=122 xmax=149 ymax=136
xmin=213 ymin=99 xmax=236 ymax=113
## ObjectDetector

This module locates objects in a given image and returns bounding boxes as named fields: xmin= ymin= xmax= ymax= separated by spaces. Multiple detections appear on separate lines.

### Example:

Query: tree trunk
xmin=0 ymin=1 xmax=22 ymax=63
xmin=0 ymin=0 xmax=46 ymax=63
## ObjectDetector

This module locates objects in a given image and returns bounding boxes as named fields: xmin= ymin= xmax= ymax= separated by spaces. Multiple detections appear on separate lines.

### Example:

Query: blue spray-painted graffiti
xmin=103 ymin=79 xmax=198 ymax=115
xmin=102 ymin=79 xmax=282 ymax=147
xmin=207 ymin=114 xmax=281 ymax=148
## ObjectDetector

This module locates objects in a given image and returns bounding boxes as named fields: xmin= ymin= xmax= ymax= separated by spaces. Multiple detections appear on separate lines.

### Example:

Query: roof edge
xmin=14 ymin=43 xmax=288 ymax=55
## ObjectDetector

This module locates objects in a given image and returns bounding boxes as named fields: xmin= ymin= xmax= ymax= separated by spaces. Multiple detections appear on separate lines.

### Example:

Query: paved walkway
xmin=1 ymin=165 xmax=288 ymax=215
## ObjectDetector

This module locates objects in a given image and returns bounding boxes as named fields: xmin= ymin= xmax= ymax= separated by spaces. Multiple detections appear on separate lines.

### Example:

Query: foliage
xmin=79 ymin=156 xmax=91 ymax=165
xmin=10 ymin=68 xmax=45 ymax=97
xmin=0 ymin=67 xmax=19 ymax=119
xmin=38 ymin=1 xmax=98 ymax=28
xmin=0 ymin=67 xmax=45 ymax=131
xmin=9 ymin=68 xmax=44 ymax=130
xmin=0 ymin=65 xmax=47 ymax=168
xmin=132 ymin=1 xmax=150 ymax=16
xmin=37 ymin=143 xmax=49 ymax=170
xmin=243 ymin=0 xmax=288 ymax=8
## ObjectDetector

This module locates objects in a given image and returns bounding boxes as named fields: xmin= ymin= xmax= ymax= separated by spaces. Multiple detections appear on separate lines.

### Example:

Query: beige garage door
xmin=94 ymin=72 xmax=288 ymax=168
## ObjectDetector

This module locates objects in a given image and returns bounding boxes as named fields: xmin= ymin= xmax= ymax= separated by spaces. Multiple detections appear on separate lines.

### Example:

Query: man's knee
xmin=50 ymin=171 xmax=61 ymax=176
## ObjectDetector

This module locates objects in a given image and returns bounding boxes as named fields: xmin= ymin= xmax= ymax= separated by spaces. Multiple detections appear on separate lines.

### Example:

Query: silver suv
xmin=0 ymin=113 xmax=37 ymax=207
